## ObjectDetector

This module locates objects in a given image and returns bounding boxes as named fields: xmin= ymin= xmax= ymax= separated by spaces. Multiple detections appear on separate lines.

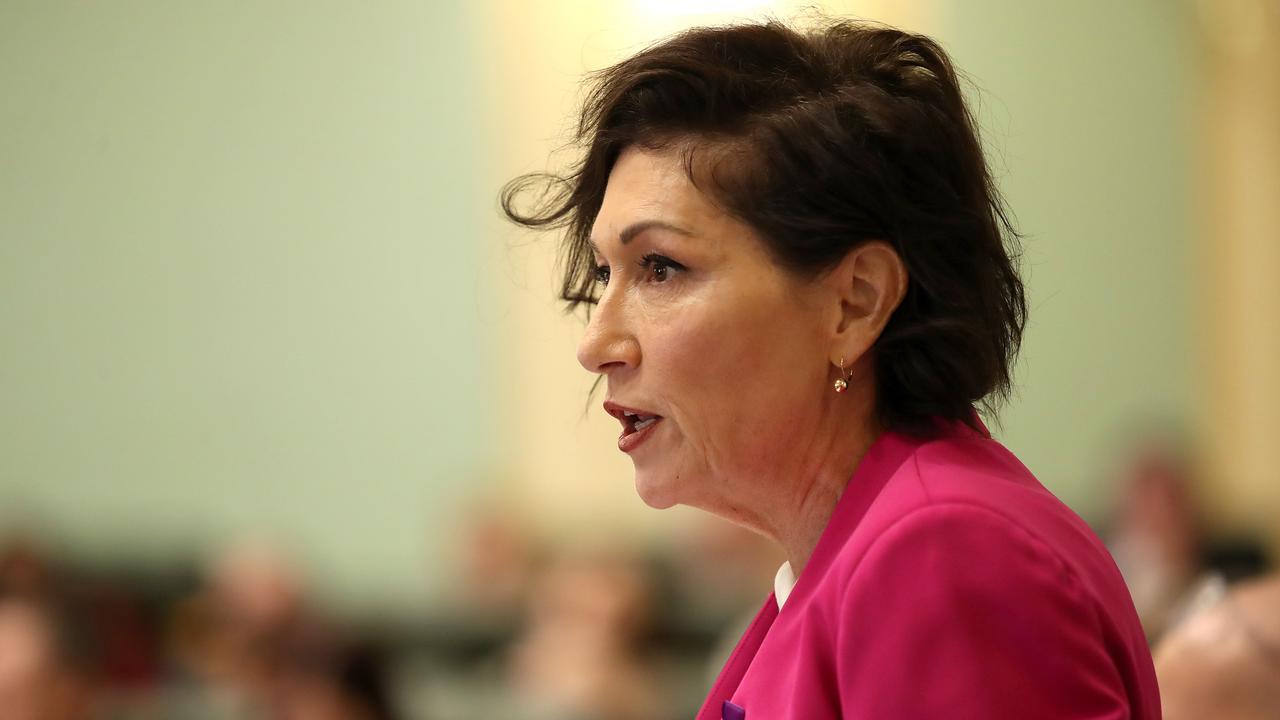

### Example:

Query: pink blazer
xmin=698 ymin=417 xmax=1160 ymax=720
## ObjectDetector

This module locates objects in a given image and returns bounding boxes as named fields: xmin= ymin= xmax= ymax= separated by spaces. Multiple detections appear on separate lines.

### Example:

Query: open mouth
xmin=622 ymin=411 xmax=661 ymax=435
xmin=604 ymin=401 xmax=665 ymax=451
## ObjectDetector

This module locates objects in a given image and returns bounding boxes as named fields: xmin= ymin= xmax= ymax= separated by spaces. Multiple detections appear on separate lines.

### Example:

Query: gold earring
xmin=834 ymin=357 xmax=849 ymax=393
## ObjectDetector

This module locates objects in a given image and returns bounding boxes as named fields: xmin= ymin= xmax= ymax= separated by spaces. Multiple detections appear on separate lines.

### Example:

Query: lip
xmin=603 ymin=401 xmax=665 ymax=454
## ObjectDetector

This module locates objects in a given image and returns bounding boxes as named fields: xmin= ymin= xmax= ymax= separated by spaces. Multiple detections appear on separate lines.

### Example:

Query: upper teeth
xmin=627 ymin=412 xmax=658 ymax=430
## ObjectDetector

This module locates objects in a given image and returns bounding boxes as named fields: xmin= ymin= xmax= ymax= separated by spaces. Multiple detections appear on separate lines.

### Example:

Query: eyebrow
xmin=588 ymin=220 xmax=694 ymax=253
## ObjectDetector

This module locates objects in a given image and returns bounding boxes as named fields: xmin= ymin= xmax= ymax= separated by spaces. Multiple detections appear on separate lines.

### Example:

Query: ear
xmin=826 ymin=240 xmax=908 ymax=366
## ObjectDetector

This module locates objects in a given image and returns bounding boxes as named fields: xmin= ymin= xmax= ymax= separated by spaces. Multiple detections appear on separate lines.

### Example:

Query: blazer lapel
xmin=696 ymin=597 xmax=778 ymax=720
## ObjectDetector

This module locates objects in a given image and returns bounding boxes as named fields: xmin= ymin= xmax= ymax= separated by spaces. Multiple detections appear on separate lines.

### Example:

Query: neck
xmin=776 ymin=426 xmax=878 ymax=576
xmin=768 ymin=384 xmax=881 ymax=576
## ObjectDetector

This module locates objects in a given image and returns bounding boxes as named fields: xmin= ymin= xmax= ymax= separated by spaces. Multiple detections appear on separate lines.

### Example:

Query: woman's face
xmin=579 ymin=146 xmax=838 ymax=518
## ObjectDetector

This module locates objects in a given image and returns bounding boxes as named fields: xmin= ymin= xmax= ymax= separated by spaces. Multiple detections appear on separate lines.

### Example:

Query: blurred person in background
xmin=0 ymin=594 xmax=93 ymax=720
xmin=448 ymin=501 xmax=541 ymax=623
xmin=506 ymin=550 xmax=659 ymax=720
xmin=0 ymin=534 xmax=160 ymax=719
xmin=1103 ymin=427 xmax=1273 ymax=644
xmin=1105 ymin=429 xmax=1206 ymax=641
xmin=164 ymin=541 xmax=309 ymax=717
xmin=503 ymin=16 xmax=1159 ymax=719
xmin=164 ymin=541 xmax=396 ymax=720
xmin=1155 ymin=573 xmax=1280 ymax=719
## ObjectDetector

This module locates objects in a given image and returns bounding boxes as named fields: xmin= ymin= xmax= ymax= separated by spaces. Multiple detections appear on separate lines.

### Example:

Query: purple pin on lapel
xmin=721 ymin=700 xmax=746 ymax=720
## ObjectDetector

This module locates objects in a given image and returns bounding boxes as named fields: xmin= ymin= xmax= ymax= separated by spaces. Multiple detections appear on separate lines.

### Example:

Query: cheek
xmin=651 ymin=312 xmax=730 ymax=449
xmin=654 ymin=291 xmax=822 ymax=468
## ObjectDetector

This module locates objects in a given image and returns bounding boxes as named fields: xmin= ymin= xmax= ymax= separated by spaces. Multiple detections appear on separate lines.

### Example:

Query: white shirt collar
xmin=774 ymin=561 xmax=798 ymax=609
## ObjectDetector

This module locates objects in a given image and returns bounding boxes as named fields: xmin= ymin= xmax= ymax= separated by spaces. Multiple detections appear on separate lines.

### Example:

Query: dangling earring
xmin=834 ymin=356 xmax=850 ymax=393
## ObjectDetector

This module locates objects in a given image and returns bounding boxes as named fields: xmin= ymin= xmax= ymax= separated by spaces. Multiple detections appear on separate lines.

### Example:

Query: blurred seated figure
xmin=448 ymin=501 xmax=540 ymax=622
xmin=165 ymin=540 xmax=396 ymax=720
xmin=1155 ymin=574 xmax=1280 ymax=720
xmin=1105 ymin=429 xmax=1206 ymax=640
xmin=0 ymin=594 xmax=92 ymax=720
xmin=506 ymin=549 xmax=658 ymax=720
xmin=165 ymin=540 xmax=308 ymax=716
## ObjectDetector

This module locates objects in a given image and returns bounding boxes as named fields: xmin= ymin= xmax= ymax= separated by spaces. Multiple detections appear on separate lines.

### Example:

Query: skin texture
xmin=577 ymin=146 xmax=907 ymax=573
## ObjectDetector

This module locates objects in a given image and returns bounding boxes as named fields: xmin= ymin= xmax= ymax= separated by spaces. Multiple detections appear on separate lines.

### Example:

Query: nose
xmin=576 ymin=288 xmax=640 ymax=375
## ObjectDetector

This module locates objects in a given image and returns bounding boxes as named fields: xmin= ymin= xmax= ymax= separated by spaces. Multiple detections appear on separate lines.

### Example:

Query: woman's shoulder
xmin=770 ymin=428 xmax=1159 ymax=718
xmin=885 ymin=433 xmax=1102 ymax=560
xmin=814 ymin=441 xmax=1160 ymax=718
xmin=828 ymin=432 xmax=1131 ymax=614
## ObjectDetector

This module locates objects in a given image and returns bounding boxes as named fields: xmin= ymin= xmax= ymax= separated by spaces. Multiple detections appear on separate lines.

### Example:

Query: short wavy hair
xmin=501 ymin=18 xmax=1027 ymax=437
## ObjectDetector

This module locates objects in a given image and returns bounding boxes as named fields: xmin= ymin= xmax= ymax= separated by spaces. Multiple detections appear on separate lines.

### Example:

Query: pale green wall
xmin=0 ymin=1 xmax=493 ymax=614
xmin=942 ymin=0 xmax=1195 ymax=517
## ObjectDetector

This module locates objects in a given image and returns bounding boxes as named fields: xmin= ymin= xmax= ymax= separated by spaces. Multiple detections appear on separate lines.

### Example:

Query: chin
xmin=632 ymin=470 xmax=680 ymax=510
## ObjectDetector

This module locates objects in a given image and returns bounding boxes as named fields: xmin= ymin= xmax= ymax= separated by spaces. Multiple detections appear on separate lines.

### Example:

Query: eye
xmin=638 ymin=253 xmax=685 ymax=283
xmin=591 ymin=263 xmax=611 ymax=286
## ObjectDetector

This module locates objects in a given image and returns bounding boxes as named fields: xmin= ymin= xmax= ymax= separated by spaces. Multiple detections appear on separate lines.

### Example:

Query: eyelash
xmin=592 ymin=253 xmax=685 ymax=286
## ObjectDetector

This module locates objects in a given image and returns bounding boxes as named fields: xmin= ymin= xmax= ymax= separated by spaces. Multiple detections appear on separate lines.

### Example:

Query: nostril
xmin=576 ymin=327 xmax=639 ymax=375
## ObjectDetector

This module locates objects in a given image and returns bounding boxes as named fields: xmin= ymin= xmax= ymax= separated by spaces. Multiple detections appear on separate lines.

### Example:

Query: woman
xmin=503 ymin=18 xmax=1160 ymax=720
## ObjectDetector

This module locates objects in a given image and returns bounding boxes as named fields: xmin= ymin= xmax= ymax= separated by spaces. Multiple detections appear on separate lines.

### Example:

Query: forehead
xmin=591 ymin=146 xmax=739 ymax=247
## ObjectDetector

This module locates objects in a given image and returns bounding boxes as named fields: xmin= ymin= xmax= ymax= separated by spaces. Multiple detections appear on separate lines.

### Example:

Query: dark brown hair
xmin=501 ymin=17 xmax=1026 ymax=436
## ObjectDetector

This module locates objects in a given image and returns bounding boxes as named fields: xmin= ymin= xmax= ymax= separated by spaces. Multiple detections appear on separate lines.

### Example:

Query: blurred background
xmin=1 ymin=0 xmax=1277 ymax=717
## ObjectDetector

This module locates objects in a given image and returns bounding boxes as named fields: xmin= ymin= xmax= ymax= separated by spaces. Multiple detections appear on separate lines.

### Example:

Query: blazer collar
xmin=784 ymin=412 xmax=988 ymax=611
